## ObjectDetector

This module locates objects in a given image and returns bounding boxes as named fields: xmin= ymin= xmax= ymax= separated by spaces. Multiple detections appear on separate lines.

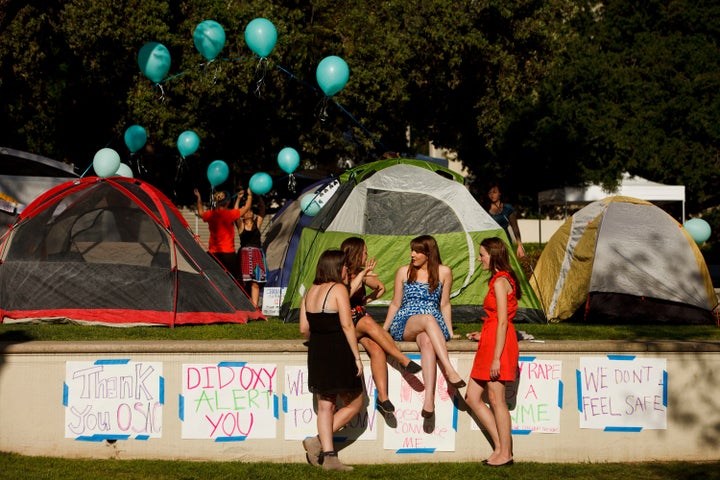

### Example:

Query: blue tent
xmin=262 ymin=179 xmax=336 ymax=289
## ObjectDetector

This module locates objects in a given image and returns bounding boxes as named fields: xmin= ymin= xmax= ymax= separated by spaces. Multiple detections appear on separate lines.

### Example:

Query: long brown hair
xmin=407 ymin=235 xmax=442 ymax=292
xmin=340 ymin=237 xmax=365 ymax=276
xmin=480 ymin=237 xmax=522 ymax=299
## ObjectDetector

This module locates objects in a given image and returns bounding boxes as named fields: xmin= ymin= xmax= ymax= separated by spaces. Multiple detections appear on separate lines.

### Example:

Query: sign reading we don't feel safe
xmin=180 ymin=363 xmax=278 ymax=440
xmin=64 ymin=360 xmax=164 ymax=440
xmin=577 ymin=356 xmax=667 ymax=430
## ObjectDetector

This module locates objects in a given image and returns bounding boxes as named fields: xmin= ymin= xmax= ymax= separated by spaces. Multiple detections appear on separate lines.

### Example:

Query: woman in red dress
xmin=465 ymin=237 xmax=520 ymax=467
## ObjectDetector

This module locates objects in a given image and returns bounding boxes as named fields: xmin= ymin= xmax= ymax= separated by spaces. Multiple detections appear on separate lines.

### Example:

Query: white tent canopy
xmin=538 ymin=172 xmax=686 ymax=222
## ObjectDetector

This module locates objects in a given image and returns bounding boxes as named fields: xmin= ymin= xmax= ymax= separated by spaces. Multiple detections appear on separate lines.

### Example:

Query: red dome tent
xmin=0 ymin=176 xmax=264 ymax=326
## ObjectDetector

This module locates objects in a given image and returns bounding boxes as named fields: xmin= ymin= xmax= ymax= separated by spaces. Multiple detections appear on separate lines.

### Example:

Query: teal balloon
xmin=115 ymin=163 xmax=134 ymax=178
xmin=124 ymin=125 xmax=147 ymax=153
xmin=316 ymin=56 xmax=349 ymax=97
xmin=244 ymin=18 xmax=277 ymax=58
xmin=193 ymin=20 xmax=226 ymax=61
xmin=138 ymin=42 xmax=171 ymax=83
xmin=300 ymin=193 xmax=321 ymax=216
xmin=207 ymin=160 xmax=229 ymax=187
xmin=249 ymin=172 xmax=273 ymax=195
xmin=277 ymin=147 xmax=300 ymax=174
xmin=177 ymin=130 xmax=200 ymax=158
xmin=93 ymin=148 xmax=121 ymax=178
xmin=684 ymin=218 xmax=712 ymax=244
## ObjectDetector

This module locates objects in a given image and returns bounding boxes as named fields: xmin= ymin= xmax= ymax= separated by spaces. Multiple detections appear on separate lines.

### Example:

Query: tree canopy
xmin=1 ymin=0 xmax=718 ymax=217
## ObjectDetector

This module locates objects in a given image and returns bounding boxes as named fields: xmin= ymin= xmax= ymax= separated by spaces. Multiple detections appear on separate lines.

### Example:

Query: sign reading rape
xmin=469 ymin=357 xmax=563 ymax=435
xmin=511 ymin=357 xmax=563 ymax=433
xmin=180 ymin=363 xmax=278 ymax=440
xmin=577 ymin=356 xmax=667 ymax=430
xmin=64 ymin=360 xmax=163 ymax=440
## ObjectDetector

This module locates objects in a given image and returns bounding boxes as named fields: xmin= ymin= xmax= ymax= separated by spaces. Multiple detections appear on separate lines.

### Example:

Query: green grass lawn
xmin=0 ymin=452 xmax=717 ymax=480
xmin=1 ymin=317 xmax=718 ymax=342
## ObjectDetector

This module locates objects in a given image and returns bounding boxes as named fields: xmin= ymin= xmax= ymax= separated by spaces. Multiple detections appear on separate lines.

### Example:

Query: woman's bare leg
xmin=359 ymin=336 xmax=390 ymax=403
xmin=464 ymin=379 xmax=500 ymax=458
xmin=416 ymin=332 xmax=437 ymax=413
xmin=356 ymin=315 xmax=413 ymax=367
xmin=486 ymin=380 xmax=513 ymax=465
xmin=332 ymin=391 xmax=363 ymax=432
xmin=316 ymin=395 xmax=336 ymax=453
xmin=403 ymin=314 xmax=463 ymax=383
xmin=250 ymin=282 xmax=260 ymax=307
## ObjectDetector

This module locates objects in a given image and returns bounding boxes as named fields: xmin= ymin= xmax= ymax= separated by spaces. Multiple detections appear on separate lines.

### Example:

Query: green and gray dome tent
xmin=281 ymin=160 xmax=545 ymax=323
xmin=530 ymin=196 xmax=717 ymax=324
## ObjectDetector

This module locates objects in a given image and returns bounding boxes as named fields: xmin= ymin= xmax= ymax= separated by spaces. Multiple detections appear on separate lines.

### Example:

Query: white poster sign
xmin=577 ymin=356 xmax=667 ymax=430
xmin=64 ymin=360 xmax=163 ymax=440
xmin=512 ymin=357 xmax=563 ymax=433
xmin=383 ymin=355 xmax=458 ymax=452
xmin=283 ymin=364 xmax=379 ymax=441
xmin=180 ymin=362 xmax=278 ymax=440
xmin=261 ymin=287 xmax=286 ymax=316
xmin=470 ymin=357 xmax=562 ymax=435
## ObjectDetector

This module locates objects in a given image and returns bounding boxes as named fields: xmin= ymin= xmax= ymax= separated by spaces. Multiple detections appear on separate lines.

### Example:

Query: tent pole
xmin=682 ymin=201 xmax=685 ymax=224
xmin=538 ymin=206 xmax=542 ymax=244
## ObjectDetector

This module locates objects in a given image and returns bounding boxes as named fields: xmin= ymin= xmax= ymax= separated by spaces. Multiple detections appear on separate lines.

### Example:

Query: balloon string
xmin=175 ymin=156 xmax=186 ymax=183
xmin=201 ymin=61 xmax=221 ymax=84
xmin=155 ymin=82 xmax=166 ymax=102
xmin=80 ymin=164 xmax=93 ymax=178
xmin=253 ymin=57 xmax=269 ymax=97
xmin=288 ymin=174 xmax=297 ymax=194
xmin=333 ymin=99 xmax=388 ymax=151
xmin=315 ymin=96 xmax=330 ymax=122
xmin=209 ymin=187 xmax=217 ymax=209
xmin=130 ymin=152 xmax=147 ymax=176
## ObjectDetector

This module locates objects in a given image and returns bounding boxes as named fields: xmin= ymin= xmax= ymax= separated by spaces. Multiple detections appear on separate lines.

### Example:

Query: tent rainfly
xmin=530 ymin=196 xmax=716 ymax=324
xmin=0 ymin=176 xmax=265 ymax=326
xmin=281 ymin=160 xmax=546 ymax=323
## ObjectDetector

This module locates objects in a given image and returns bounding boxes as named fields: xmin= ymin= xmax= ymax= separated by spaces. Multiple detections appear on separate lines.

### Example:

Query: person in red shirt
xmin=193 ymin=188 xmax=253 ymax=279
xmin=465 ymin=237 xmax=520 ymax=467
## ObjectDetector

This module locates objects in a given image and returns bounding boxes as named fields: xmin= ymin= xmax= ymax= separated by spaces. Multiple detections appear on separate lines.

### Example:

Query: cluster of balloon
xmin=138 ymin=42 xmax=171 ymax=88
xmin=249 ymin=172 xmax=273 ymax=195
xmin=244 ymin=17 xmax=278 ymax=96
xmin=277 ymin=147 xmax=300 ymax=193
xmin=207 ymin=160 xmax=229 ymax=188
xmin=93 ymin=148 xmax=121 ymax=178
xmin=684 ymin=218 xmax=712 ymax=244
xmin=193 ymin=20 xmax=226 ymax=62
xmin=300 ymin=192 xmax=321 ymax=216
xmin=315 ymin=55 xmax=350 ymax=120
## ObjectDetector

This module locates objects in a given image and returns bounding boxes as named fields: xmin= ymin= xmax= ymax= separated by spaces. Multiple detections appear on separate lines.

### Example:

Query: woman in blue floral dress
xmin=383 ymin=235 xmax=466 ymax=418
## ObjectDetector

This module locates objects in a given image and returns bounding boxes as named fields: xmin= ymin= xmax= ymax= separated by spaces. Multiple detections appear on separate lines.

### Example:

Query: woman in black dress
xmin=299 ymin=249 xmax=364 ymax=471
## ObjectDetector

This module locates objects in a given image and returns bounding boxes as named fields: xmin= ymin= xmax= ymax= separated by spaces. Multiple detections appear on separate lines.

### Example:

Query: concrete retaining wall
xmin=0 ymin=339 xmax=717 ymax=463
